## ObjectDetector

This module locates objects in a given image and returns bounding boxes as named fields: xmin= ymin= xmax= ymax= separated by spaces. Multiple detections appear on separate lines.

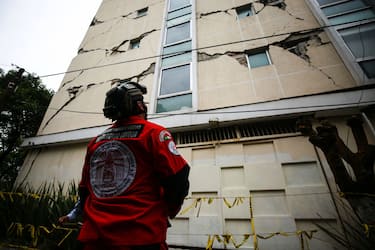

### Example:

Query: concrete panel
xmin=189 ymin=166 xmax=220 ymax=192
xmin=192 ymin=147 xmax=215 ymax=167
xmin=253 ymin=77 xmax=284 ymax=100
xmin=168 ymin=218 xmax=189 ymax=246
xmin=287 ymin=192 xmax=336 ymax=219
xmin=221 ymin=166 xmax=246 ymax=190
xmin=251 ymin=190 xmax=290 ymax=217
xmin=274 ymin=137 xmax=316 ymax=163
xmin=243 ymin=142 xmax=276 ymax=164
xmin=216 ymin=144 xmax=244 ymax=166
xmin=224 ymin=219 xmax=254 ymax=249
xmin=189 ymin=216 xmax=223 ymax=235
xmin=245 ymin=163 xmax=286 ymax=190
xmin=222 ymin=196 xmax=251 ymax=219
xmin=282 ymin=161 xmax=325 ymax=186
xmin=16 ymin=144 xmax=86 ymax=189
xmin=254 ymin=216 xmax=299 ymax=250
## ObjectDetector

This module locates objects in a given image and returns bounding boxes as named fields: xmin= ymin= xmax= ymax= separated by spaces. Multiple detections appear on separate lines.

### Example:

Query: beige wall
xmin=37 ymin=0 xmax=358 ymax=135
xmin=196 ymin=0 xmax=356 ymax=110
xmin=37 ymin=0 xmax=164 ymax=135
xmin=16 ymin=143 xmax=87 ymax=189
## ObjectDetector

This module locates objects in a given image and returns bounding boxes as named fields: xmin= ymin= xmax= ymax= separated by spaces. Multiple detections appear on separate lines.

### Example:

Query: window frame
xmin=136 ymin=7 xmax=148 ymax=18
xmin=235 ymin=3 xmax=254 ymax=19
xmin=246 ymin=49 xmax=272 ymax=69
xmin=309 ymin=0 xmax=375 ymax=82
xmin=168 ymin=0 xmax=191 ymax=12
xmin=164 ymin=20 xmax=192 ymax=46
xmin=158 ymin=63 xmax=192 ymax=98
xmin=129 ymin=38 xmax=141 ymax=49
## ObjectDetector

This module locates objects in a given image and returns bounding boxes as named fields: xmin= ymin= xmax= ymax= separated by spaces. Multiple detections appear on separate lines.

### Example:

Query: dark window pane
xmin=160 ymin=64 xmax=190 ymax=95
xmin=340 ymin=23 xmax=375 ymax=58
xmin=248 ymin=51 xmax=270 ymax=68
xmin=359 ymin=59 xmax=375 ymax=78
xmin=166 ymin=22 xmax=190 ymax=44
xmin=236 ymin=4 xmax=253 ymax=19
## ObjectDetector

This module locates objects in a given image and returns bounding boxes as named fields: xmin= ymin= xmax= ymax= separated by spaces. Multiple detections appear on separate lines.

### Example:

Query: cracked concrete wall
xmin=196 ymin=0 xmax=356 ymax=110
xmin=37 ymin=0 xmax=164 ymax=135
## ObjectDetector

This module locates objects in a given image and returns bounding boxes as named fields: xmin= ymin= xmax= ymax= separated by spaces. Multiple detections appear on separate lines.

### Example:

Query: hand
xmin=58 ymin=215 xmax=70 ymax=224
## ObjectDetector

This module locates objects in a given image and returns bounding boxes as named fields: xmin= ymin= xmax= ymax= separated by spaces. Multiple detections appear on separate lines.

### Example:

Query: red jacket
xmin=78 ymin=116 xmax=189 ymax=246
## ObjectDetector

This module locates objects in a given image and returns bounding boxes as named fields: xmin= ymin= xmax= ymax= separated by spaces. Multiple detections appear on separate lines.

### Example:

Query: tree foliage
xmin=0 ymin=68 xmax=54 ymax=187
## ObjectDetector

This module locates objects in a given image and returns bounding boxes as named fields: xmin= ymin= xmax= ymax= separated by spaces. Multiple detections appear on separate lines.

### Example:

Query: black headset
xmin=103 ymin=81 xmax=147 ymax=120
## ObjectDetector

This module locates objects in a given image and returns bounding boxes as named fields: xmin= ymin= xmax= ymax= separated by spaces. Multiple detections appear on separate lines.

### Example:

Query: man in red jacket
xmin=77 ymin=81 xmax=190 ymax=250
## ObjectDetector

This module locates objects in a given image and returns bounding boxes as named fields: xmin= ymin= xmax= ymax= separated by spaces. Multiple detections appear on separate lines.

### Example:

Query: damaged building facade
xmin=17 ymin=0 xmax=375 ymax=249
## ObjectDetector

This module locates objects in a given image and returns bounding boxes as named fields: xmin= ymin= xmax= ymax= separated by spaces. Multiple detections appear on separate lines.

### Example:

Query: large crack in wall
xmin=110 ymin=29 xmax=158 ymax=55
xmin=199 ymin=30 xmax=327 ymax=65
xmin=114 ymin=62 xmax=156 ymax=84
xmin=198 ymin=30 xmax=337 ymax=85
xmin=42 ymin=62 xmax=156 ymax=131
xmin=271 ymin=30 xmax=326 ymax=63
xmin=198 ymin=0 xmax=285 ymax=17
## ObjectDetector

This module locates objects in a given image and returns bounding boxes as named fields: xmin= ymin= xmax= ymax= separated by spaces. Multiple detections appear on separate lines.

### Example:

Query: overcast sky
xmin=0 ymin=0 xmax=102 ymax=91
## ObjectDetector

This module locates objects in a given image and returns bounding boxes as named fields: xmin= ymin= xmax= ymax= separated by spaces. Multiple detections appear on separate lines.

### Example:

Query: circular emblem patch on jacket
xmin=90 ymin=140 xmax=136 ymax=198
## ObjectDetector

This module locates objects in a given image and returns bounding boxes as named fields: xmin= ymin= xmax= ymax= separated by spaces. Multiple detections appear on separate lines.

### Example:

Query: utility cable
xmin=38 ymin=17 xmax=375 ymax=78
xmin=47 ymin=99 xmax=375 ymax=116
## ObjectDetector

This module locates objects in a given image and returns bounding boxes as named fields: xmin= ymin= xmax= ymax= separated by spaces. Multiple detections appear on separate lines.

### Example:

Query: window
xmin=236 ymin=4 xmax=254 ymax=19
xmin=162 ymin=41 xmax=192 ymax=67
xmin=168 ymin=5 xmax=192 ymax=20
xmin=359 ymin=59 xmax=375 ymax=78
xmin=321 ymin=0 xmax=375 ymax=25
xmin=339 ymin=22 xmax=375 ymax=59
xmin=166 ymin=22 xmax=190 ymax=44
xmin=157 ymin=94 xmax=192 ymax=113
xmin=317 ymin=0 xmax=339 ymax=5
xmin=129 ymin=39 xmax=140 ymax=49
xmin=156 ymin=0 xmax=193 ymax=113
xmin=315 ymin=0 xmax=375 ymax=79
xmin=136 ymin=7 xmax=148 ymax=17
xmin=157 ymin=63 xmax=192 ymax=113
xmin=247 ymin=50 xmax=271 ymax=68
xmin=160 ymin=64 xmax=190 ymax=96
xmin=169 ymin=0 xmax=190 ymax=11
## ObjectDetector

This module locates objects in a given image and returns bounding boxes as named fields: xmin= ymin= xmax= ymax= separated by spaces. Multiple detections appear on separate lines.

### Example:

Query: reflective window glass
xmin=340 ymin=22 xmax=375 ymax=58
xmin=162 ymin=53 xmax=192 ymax=67
xmin=166 ymin=22 xmax=190 ymax=44
xmin=168 ymin=5 xmax=191 ymax=20
xmin=359 ymin=59 xmax=375 ymax=78
xmin=169 ymin=0 xmax=190 ymax=11
xmin=328 ymin=9 xmax=375 ymax=25
xmin=160 ymin=64 xmax=190 ymax=95
xmin=322 ymin=0 xmax=366 ymax=17
xmin=167 ymin=14 xmax=191 ymax=27
xmin=157 ymin=94 xmax=192 ymax=113
xmin=163 ymin=41 xmax=192 ymax=56
xmin=317 ymin=0 xmax=344 ymax=6
xmin=248 ymin=51 xmax=271 ymax=68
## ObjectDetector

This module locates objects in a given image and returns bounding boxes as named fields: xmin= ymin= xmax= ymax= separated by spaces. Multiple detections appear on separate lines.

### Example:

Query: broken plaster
xmin=198 ymin=1 xmax=303 ymax=22
xmin=114 ymin=62 xmax=156 ymax=84
xmin=198 ymin=31 xmax=337 ymax=85
xmin=198 ymin=9 xmax=232 ymax=18
xmin=110 ymin=29 xmax=158 ymax=55
xmin=41 ymin=62 xmax=156 ymax=131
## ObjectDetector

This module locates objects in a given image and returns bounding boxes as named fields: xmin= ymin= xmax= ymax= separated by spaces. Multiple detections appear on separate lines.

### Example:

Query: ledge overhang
xmin=21 ymin=86 xmax=375 ymax=149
